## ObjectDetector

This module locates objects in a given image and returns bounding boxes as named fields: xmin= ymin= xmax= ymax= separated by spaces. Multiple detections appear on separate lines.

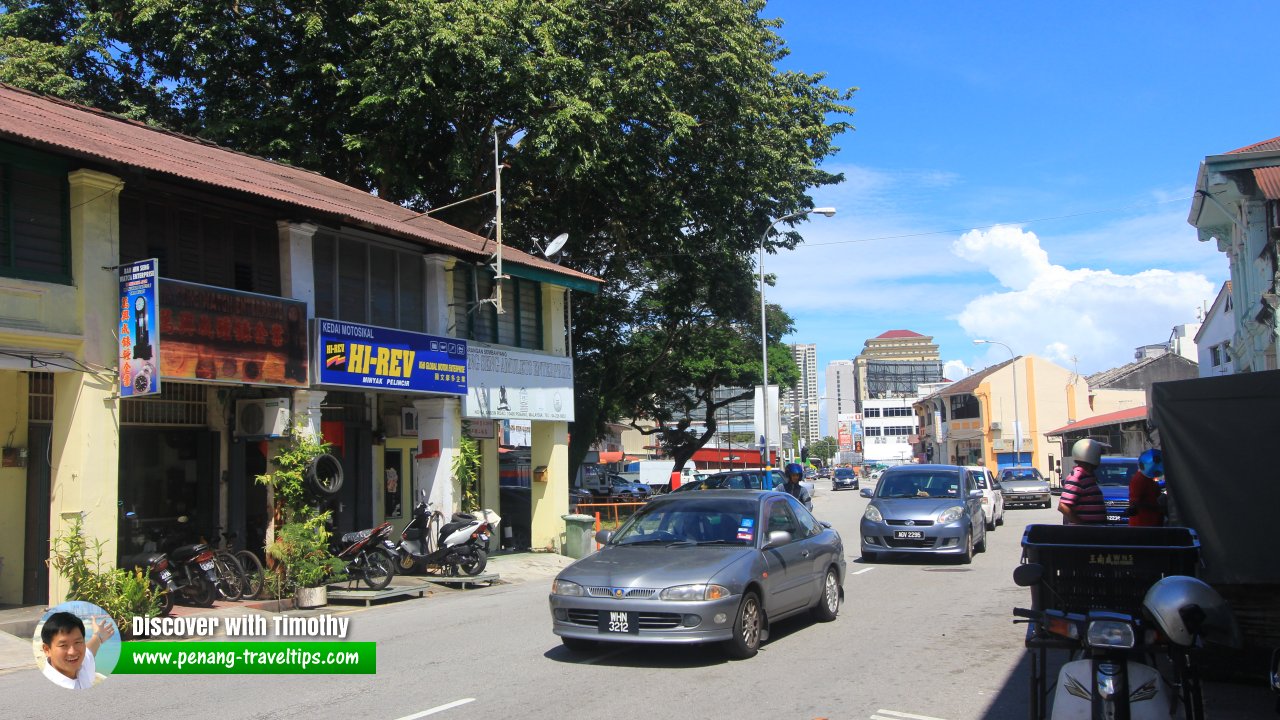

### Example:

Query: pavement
xmin=0 ymin=550 xmax=575 ymax=675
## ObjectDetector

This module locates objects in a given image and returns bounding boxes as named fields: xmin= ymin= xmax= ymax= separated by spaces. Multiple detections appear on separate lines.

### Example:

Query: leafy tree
xmin=1 ymin=0 xmax=855 ymax=476
xmin=809 ymin=436 xmax=839 ymax=464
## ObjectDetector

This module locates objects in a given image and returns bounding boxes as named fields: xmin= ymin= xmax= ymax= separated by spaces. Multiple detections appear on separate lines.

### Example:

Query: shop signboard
xmin=157 ymin=280 xmax=309 ymax=387
xmin=464 ymin=342 xmax=574 ymax=421
xmin=119 ymin=258 xmax=160 ymax=397
xmin=315 ymin=319 xmax=467 ymax=395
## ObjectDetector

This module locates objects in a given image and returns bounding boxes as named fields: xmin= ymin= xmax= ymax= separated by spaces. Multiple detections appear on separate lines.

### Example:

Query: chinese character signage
xmin=158 ymin=280 xmax=309 ymax=387
xmin=315 ymin=319 xmax=467 ymax=395
xmin=118 ymin=259 xmax=160 ymax=397
xmin=464 ymin=342 xmax=574 ymax=421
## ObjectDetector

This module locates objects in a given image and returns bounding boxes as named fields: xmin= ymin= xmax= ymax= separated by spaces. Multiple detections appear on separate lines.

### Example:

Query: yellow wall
xmin=530 ymin=419 xmax=569 ymax=551
xmin=0 ymin=372 xmax=29 ymax=603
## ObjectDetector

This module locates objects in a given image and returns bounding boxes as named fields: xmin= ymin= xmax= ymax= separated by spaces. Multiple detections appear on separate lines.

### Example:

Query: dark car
xmin=831 ymin=467 xmax=859 ymax=491
xmin=1095 ymin=457 xmax=1139 ymax=525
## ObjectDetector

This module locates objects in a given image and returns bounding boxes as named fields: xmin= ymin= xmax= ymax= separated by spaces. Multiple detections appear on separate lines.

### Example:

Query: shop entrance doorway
xmin=117 ymin=427 xmax=219 ymax=562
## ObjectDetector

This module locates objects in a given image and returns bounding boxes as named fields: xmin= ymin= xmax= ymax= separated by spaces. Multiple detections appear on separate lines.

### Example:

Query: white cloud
xmin=942 ymin=359 xmax=971 ymax=382
xmin=952 ymin=226 xmax=1214 ymax=374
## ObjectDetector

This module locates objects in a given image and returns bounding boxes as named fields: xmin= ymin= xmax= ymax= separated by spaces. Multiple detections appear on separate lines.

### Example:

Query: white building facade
xmin=1194 ymin=281 xmax=1235 ymax=377
xmin=787 ymin=343 xmax=820 ymax=448
xmin=824 ymin=359 xmax=857 ymax=439
xmin=861 ymin=397 xmax=918 ymax=465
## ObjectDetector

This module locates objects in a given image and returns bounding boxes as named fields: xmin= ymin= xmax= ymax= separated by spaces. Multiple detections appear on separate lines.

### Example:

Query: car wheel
xmin=985 ymin=513 xmax=996 ymax=531
xmin=560 ymin=636 xmax=596 ymax=652
xmin=959 ymin=530 xmax=974 ymax=565
xmin=997 ymin=510 xmax=1005 ymax=527
xmin=811 ymin=568 xmax=841 ymax=622
xmin=723 ymin=591 xmax=763 ymax=659
xmin=975 ymin=527 xmax=987 ymax=553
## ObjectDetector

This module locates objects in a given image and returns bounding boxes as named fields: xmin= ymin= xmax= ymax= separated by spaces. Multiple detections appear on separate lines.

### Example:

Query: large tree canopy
xmin=1 ymin=0 xmax=856 ymax=473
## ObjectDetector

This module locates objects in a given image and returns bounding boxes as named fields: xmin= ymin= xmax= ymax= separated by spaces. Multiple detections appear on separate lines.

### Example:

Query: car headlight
xmin=660 ymin=584 xmax=730 ymax=601
xmin=551 ymin=579 xmax=585 ymax=596
xmin=863 ymin=505 xmax=883 ymax=523
xmin=1087 ymin=620 xmax=1135 ymax=649
xmin=938 ymin=506 xmax=965 ymax=524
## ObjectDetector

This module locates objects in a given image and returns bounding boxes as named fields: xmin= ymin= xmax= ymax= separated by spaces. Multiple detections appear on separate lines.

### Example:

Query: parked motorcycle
xmin=332 ymin=521 xmax=397 ymax=590
xmin=123 ymin=511 xmax=218 ymax=608
xmin=1014 ymin=565 xmax=1238 ymax=720
xmin=395 ymin=495 xmax=499 ymax=577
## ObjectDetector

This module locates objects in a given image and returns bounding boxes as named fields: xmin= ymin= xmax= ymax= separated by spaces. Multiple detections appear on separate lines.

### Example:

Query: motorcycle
xmin=332 ymin=521 xmax=397 ymax=590
xmin=123 ymin=511 xmax=218 ymax=608
xmin=395 ymin=495 xmax=499 ymax=577
xmin=1014 ymin=564 xmax=1238 ymax=720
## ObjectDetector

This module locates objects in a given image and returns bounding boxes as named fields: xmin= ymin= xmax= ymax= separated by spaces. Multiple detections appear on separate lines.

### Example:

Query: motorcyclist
xmin=780 ymin=462 xmax=813 ymax=511
xmin=1058 ymin=439 xmax=1107 ymax=525
xmin=1127 ymin=448 xmax=1165 ymax=527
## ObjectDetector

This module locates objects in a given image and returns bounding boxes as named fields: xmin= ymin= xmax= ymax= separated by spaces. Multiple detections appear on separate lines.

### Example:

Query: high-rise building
xmin=787 ymin=343 xmax=820 ymax=448
xmin=824 ymin=360 xmax=857 ymax=440
xmin=853 ymin=330 xmax=943 ymax=410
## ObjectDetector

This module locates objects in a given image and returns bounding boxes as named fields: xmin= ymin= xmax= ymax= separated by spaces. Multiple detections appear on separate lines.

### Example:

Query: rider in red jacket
xmin=1127 ymin=449 xmax=1165 ymax=527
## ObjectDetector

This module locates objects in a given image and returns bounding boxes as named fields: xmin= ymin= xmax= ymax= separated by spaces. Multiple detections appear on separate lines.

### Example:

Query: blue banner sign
xmin=119 ymin=258 xmax=160 ymax=397
xmin=315 ymin=319 xmax=467 ymax=395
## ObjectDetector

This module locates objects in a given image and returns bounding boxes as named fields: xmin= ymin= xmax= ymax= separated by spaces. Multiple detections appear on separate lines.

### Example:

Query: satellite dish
xmin=543 ymin=233 xmax=569 ymax=258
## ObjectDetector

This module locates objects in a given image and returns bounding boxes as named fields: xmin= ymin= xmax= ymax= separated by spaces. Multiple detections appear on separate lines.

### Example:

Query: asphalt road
xmin=2 ymin=486 xmax=1272 ymax=719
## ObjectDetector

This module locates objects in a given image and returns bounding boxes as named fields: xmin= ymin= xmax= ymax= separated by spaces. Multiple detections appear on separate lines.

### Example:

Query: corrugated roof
xmin=876 ymin=329 xmax=925 ymax=339
xmin=1226 ymin=135 xmax=1280 ymax=200
xmin=1086 ymin=356 xmax=1161 ymax=388
xmin=0 ymin=83 xmax=599 ymax=285
xmin=1227 ymin=136 xmax=1280 ymax=154
xmin=1045 ymin=406 xmax=1147 ymax=437
xmin=923 ymin=357 xmax=1014 ymax=399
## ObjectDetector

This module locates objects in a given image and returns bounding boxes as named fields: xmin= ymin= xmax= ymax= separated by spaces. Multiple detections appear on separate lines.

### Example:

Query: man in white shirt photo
xmin=40 ymin=611 xmax=114 ymax=689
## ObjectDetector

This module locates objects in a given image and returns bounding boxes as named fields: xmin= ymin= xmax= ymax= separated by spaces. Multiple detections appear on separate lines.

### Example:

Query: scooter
xmin=395 ymin=495 xmax=499 ymax=577
xmin=123 ymin=511 xmax=218 ymax=608
xmin=332 ymin=521 xmax=397 ymax=590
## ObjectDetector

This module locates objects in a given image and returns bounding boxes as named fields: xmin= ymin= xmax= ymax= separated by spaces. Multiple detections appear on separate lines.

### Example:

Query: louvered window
xmin=0 ymin=144 xmax=71 ymax=284
xmin=312 ymin=232 xmax=428 ymax=333
xmin=452 ymin=265 xmax=542 ymax=350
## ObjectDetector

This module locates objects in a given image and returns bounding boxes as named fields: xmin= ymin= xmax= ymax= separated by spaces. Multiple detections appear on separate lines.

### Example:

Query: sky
xmin=761 ymin=1 xmax=1280 ymax=434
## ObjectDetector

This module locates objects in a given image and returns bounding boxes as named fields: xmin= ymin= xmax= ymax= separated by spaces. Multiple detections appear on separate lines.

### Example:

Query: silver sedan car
xmin=549 ymin=490 xmax=845 ymax=659
xmin=859 ymin=464 xmax=988 ymax=563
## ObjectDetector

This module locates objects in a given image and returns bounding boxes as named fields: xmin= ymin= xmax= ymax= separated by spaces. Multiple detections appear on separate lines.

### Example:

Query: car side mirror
xmin=859 ymin=488 xmax=873 ymax=498
xmin=763 ymin=530 xmax=792 ymax=549
xmin=819 ymin=520 xmax=832 ymax=529
xmin=1012 ymin=563 xmax=1044 ymax=587
xmin=594 ymin=529 xmax=613 ymax=545
xmin=969 ymin=489 xmax=983 ymax=499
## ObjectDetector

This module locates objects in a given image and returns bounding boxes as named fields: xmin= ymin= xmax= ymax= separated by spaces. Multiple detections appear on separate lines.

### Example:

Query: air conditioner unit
xmin=989 ymin=421 xmax=1002 ymax=431
xmin=992 ymin=439 xmax=1006 ymax=451
xmin=235 ymin=398 xmax=291 ymax=438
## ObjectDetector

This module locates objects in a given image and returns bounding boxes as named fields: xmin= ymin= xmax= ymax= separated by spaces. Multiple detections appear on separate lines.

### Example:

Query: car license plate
xmin=199 ymin=560 xmax=215 ymax=571
xmin=893 ymin=530 xmax=924 ymax=539
xmin=159 ymin=570 xmax=172 ymax=582
xmin=598 ymin=610 xmax=638 ymax=634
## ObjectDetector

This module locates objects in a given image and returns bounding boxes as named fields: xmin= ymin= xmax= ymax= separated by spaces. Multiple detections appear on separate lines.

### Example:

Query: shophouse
xmin=0 ymin=84 xmax=598 ymax=605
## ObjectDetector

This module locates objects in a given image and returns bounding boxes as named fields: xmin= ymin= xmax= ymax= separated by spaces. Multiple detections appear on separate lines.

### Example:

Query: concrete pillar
xmin=48 ymin=170 xmax=123 ymax=602
xmin=541 ymin=285 xmax=568 ymax=355
xmin=530 ymin=419 xmax=569 ymax=552
xmin=291 ymin=389 xmax=326 ymax=439
xmin=414 ymin=396 xmax=460 ymax=514
xmin=423 ymin=254 xmax=453 ymax=335
xmin=278 ymin=221 xmax=319 ymax=316
xmin=479 ymin=433 xmax=500 ymax=551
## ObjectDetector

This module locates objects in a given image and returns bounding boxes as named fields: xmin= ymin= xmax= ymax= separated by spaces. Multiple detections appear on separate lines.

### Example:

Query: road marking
xmin=392 ymin=699 xmax=476 ymax=720
xmin=851 ymin=567 xmax=876 ymax=575
xmin=872 ymin=710 xmax=948 ymax=720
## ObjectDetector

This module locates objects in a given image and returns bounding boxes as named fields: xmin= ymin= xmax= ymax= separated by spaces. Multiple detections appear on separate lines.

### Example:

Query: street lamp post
xmin=760 ymin=207 xmax=836 ymax=467
xmin=973 ymin=339 xmax=1020 ymax=465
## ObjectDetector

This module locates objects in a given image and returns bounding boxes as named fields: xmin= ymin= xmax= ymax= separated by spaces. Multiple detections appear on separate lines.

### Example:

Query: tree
xmin=809 ymin=436 xmax=839 ymax=465
xmin=2 ymin=0 xmax=855 ymax=475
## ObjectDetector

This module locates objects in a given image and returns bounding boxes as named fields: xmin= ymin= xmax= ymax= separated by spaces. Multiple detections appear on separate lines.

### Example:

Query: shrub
xmin=48 ymin=515 xmax=164 ymax=635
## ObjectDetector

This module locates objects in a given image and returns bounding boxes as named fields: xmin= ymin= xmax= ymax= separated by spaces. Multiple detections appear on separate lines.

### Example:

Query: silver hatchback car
xmin=549 ymin=490 xmax=845 ymax=659
xmin=859 ymin=464 xmax=988 ymax=563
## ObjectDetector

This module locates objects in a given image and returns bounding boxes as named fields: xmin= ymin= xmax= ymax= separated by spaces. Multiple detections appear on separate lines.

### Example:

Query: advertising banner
xmin=158 ymin=280 xmax=309 ymax=387
xmin=464 ymin=342 xmax=574 ymax=421
xmin=119 ymin=259 xmax=160 ymax=397
xmin=316 ymin=319 xmax=466 ymax=395
xmin=837 ymin=423 xmax=852 ymax=452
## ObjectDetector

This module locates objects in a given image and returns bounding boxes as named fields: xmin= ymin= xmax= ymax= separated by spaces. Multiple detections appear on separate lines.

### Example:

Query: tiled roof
xmin=922 ymin=357 xmax=1014 ymax=399
xmin=1086 ymin=356 xmax=1161 ymax=388
xmin=1226 ymin=135 xmax=1280 ymax=200
xmin=875 ymin=329 xmax=925 ymax=339
xmin=1045 ymin=406 xmax=1147 ymax=437
xmin=0 ymin=83 xmax=599 ymax=285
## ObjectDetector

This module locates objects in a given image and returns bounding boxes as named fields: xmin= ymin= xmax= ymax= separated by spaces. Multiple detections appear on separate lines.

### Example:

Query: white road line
xmin=873 ymin=710 xmax=948 ymax=720
xmin=392 ymin=699 xmax=477 ymax=720
xmin=851 ymin=567 xmax=876 ymax=575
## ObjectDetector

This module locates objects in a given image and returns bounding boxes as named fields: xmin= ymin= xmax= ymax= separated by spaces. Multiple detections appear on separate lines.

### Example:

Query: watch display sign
xmin=315 ymin=319 xmax=467 ymax=395
xmin=118 ymin=258 xmax=160 ymax=397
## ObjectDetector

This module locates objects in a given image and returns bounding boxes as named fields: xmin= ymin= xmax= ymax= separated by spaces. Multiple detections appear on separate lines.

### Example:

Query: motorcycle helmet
xmin=784 ymin=462 xmax=804 ymax=479
xmin=1139 ymin=448 xmax=1164 ymax=478
xmin=1143 ymin=576 xmax=1240 ymax=648
xmin=1071 ymin=438 xmax=1105 ymax=465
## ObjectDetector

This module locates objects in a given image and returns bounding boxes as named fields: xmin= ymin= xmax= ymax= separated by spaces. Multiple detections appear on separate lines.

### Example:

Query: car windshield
xmin=1096 ymin=461 xmax=1139 ymax=486
xmin=703 ymin=472 xmax=768 ymax=490
xmin=610 ymin=498 xmax=758 ymax=546
xmin=834 ymin=469 xmax=854 ymax=478
xmin=1002 ymin=469 xmax=1043 ymax=482
xmin=875 ymin=471 xmax=962 ymax=499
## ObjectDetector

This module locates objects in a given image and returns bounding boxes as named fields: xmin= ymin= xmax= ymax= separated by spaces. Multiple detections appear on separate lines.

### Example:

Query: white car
xmin=965 ymin=465 xmax=1004 ymax=531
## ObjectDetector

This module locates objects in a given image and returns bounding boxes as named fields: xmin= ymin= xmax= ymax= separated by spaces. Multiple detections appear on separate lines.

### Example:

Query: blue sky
xmin=761 ymin=1 xmax=1280 ymax=432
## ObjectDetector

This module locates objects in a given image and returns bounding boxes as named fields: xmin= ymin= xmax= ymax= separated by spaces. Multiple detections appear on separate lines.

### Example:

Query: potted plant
xmin=267 ymin=514 xmax=345 ymax=608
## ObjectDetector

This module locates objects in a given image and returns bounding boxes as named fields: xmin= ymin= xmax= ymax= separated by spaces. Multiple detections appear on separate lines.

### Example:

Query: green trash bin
xmin=562 ymin=514 xmax=597 ymax=559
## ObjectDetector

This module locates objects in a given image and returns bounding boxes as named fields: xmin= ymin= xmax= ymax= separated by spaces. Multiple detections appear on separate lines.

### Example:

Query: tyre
xmin=188 ymin=576 xmax=217 ymax=607
xmin=810 ymin=568 xmax=841 ymax=622
xmin=560 ymin=636 xmax=596 ymax=652
xmin=213 ymin=552 xmax=245 ymax=601
xmin=997 ymin=510 xmax=1005 ymax=527
xmin=959 ymin=531 xmax=974 ymax=565
xmin=975 ymin=528 xmax=988 ymax=553
xmin=985 ymin=516 xmax=996 ymax=531
xmin=361 ymin=550 xmax=395 ymax=590
xmin=151 ymin=578 xmax=174 ymax=616
xmin=395 ymin=551 xmax=418 ymax=575
xmin=723 ymin=591 xmax=763 ymax=659
xmin=236 ymin=550 xmax=265 ymax=600
xmin=306 ymin=453 xmax=344 ymax=496
xmin=459 ymin=548 xmax=488 ymax=576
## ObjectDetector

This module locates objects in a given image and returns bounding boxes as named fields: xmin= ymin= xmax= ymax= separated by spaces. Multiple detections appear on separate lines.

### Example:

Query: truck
xmin=624 ymin=460 xmax=700 ymax=494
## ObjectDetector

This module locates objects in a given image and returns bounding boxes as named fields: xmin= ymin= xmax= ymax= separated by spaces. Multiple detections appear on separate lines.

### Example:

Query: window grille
xmin=28 ymin=372 xmax=54 ymax=422
xmin=121 ymin=382 xmax=208 ymax=426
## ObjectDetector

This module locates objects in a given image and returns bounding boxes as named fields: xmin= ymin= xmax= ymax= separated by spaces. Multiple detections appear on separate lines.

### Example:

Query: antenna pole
xmin=492 ymin=131 xmax=506 ymax=313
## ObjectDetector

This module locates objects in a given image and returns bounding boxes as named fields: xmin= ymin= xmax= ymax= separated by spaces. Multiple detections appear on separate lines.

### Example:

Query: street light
xmin=973 ymin=339 xmax=1021 ymax=465
xmin=759 ymin=207 xmax=836 ymax=467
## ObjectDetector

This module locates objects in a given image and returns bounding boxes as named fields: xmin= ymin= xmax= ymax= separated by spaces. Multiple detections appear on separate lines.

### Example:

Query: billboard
xmin=315 ymin=319 xmax=467 ymax=395
xmin=752 ymin=385 xmax=782 ymax=452
xmin=118 ymin=259 xmax=160 ymax=397
xmin=464 ymin=342 xmax=574 ymax=421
